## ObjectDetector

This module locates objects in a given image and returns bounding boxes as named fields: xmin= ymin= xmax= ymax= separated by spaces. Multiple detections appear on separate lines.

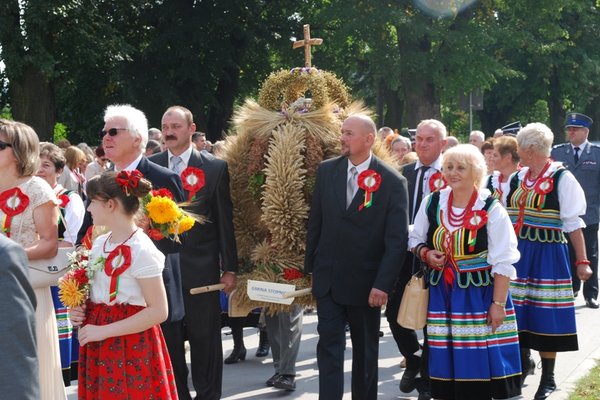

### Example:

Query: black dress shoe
xmin=399 ymin=366 xmax=419 ymax=393
xmin=265 ymin=373 xmax=280 ymax=387
xmin=586 ymin=298 xmax=599 ymax=309
xmin=417 ymin=391 xmax=432 ymax=400
xmin=273 ymin=374 xmax=296 ymax=391
xmin=224 ymin=347 xmax=247 ymax=364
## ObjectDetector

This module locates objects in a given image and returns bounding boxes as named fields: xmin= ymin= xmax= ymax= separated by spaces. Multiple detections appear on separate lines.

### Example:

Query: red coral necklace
xmin=447 ymin=189 xmax=478 ymax=227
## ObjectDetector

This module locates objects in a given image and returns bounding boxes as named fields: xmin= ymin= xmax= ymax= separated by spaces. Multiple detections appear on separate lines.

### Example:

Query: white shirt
xmin=55 ymin=185 xmax=85 ymax=245
xmin=168 ymin=146 xmax=194 ymax=170
xmin=89 ymin=230 xmax=165 ymax=306
xmin=409 ymin=187 xmax=520 ymax=279
xmin=347 ymin=153 xmax=373 ymax=177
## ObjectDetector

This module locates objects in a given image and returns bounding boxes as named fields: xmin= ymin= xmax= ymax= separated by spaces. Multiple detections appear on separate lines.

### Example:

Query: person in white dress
xmin=0 ymin=119 xmax=65 ymax=400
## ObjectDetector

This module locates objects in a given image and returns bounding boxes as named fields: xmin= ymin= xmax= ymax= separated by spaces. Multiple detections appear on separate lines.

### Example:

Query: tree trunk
xmin=375 ymin=79 xmax=386 ymax=128
xmin=9 ymin=65 xmax=56 ymax=142
xmin=384 ymin=87 xmax=404 ymax=130
xmin=403 ymin=79 xmax=440 ymax=128
xmin=585 ymin=95 xmax=600 ymax=142
xmin=547 ymin=66 xmax=564 ymax=144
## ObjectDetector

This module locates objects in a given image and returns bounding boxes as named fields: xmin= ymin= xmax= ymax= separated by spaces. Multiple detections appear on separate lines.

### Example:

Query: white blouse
xmin=55 ymin=185 xmax=85 ymax=244
xmin=88 ymin=230 xmax=165 ymax=306
xmin=409 ymin=187 xmax=520 ymax=279
xmin=513 ymin=162 xmax=586 ymax=233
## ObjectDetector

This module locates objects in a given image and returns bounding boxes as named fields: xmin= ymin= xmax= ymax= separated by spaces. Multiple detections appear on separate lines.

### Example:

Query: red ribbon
xmin=357 ymin=169 xmax=382 ymax=211
xmin=116 ymin=170 xmax=143 ymax=196
xmin=104 ymin=245 xmax=132 ymax=303
xmin=181 ymin=167 xmax=205 ymax=202
xmin=464 ymin=210 xmax=488 ymax=252
xmin=81 ymin=225 xmax=95 ymax=250
xmin=534 ymin=176 xmax=554 ymax=210
xmin=0 ymin=187 xmax=30 ymax=238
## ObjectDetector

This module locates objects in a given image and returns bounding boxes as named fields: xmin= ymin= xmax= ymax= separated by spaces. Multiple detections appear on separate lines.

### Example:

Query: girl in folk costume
xmin=409 ymin=145 xmax=522 ymax=400
xmin=69 ymin=171 xmax=178 ymax=399
xmin=484 ymin=135 xmax=520 ymax=204
xmin=506 ymin=123 xmax=592 ymax=400
xmin=38 ymin=142 xmax=86 ymax=386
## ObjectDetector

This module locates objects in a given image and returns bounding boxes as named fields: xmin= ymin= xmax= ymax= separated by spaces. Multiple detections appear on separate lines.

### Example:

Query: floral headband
xmin=116 ymin=170 xmax=143 ymax=196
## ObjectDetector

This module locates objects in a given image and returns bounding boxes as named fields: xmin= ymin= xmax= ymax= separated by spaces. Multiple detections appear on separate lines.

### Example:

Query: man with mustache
xmin=150 ymin=105 xmax=238 ymax=400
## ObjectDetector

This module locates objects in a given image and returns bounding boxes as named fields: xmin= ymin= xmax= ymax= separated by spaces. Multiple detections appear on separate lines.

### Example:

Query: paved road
xmin=67 ymin=282 xmax=600 ymax=399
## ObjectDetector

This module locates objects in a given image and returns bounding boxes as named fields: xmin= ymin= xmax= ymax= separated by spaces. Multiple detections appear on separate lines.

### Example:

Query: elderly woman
xmin=409 ymin=144 xmax=522 ymax=400
xmin=506 ymin=123 xmax=592 ymax=399
xmin=0 ymin=120 xmax=65 ymax=399
xmin=37 ymin=142 xmax=86 ymax=386
xmin=391 ymin=135 xmax=412 ymax=163
xmin=484 ymin=135 xmax=520 ymax=202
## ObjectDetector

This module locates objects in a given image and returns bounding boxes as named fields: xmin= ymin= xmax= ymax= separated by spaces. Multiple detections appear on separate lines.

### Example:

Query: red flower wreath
xmin=58 ymin=193 xmax=70 ymax=208
xmin=151 ymin=188 xmax=174 ymax=200
xmin=464 ymin=209 xmax=488 ymax=252
xmin=429 ymin=171 xmax=447 ymax=192
xmin=181 ymin=167 xmax=205 ymax=202
xmin=0 ymin=187 xmax=30 ymax=237
xmin=357 ymin=169 xmax=382 ymax=211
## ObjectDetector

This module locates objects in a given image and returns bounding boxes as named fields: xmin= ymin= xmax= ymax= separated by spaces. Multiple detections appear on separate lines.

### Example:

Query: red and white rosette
xmin=534 ymin=176 xmax=554 ymax=210
xmin=181 ymin=167 xmax=205 ymax=202
xmin=428 ymin=171 xmax=447 ymax=192
xmin=0 ymin=187 xmax=30 ymax=237
xmin=104 ymin=244 xmax=132 ymax=303
xmin=357 ymin=169 xmax=382 ymax=211
xmin=464 ymin=209 xmax=488 ymax=252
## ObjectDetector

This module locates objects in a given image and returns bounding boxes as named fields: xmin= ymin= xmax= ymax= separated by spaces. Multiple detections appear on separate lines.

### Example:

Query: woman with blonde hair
xmin=59 ymin=145 xmax=87 ymax=198
xmin=0 ymin=119 xmax=64 ymax=399
xmin=409 ymin=144 xmax=522 ymax=400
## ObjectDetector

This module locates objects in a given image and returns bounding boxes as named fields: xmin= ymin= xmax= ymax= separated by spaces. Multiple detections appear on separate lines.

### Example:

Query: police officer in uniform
xmin=551 ymin=113 xmax=600 ymax=309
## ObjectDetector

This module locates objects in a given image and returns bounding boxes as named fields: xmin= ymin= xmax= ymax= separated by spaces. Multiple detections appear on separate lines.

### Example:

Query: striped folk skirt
xmin=427 ymin=269 xmax=522 ymax=400
xmin=511 ymin=239 xmax=578 ymax=351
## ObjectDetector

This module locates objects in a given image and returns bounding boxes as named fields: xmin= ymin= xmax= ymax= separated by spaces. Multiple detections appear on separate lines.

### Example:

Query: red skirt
xmin=78 ymin=302 xmax=178 ymax=400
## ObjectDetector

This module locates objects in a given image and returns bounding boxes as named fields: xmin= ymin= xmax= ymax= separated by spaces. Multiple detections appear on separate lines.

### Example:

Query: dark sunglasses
xmin=99 ymin=128 xmax=128 ymax=137
xmin=0 ymin=140 xmax=12 ymax=150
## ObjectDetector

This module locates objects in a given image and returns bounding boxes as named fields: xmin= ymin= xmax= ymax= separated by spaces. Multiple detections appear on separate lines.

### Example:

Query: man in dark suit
xmin=388 ymin=119 xmax=447 ymax=400
xmin=0 ymin=235 xmax=39 ymax=399
xmin=76 ymin=104 xmax=187 ymax=392
xmin=304 ymin=115 xmax=408 ymax=400
xmin=149 ymin=105 xmax=238 ymax=400
xmin=551 ymin=112 xmax=600 ymax=309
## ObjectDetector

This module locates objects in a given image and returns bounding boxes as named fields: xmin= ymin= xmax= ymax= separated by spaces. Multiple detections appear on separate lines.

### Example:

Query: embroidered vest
xmin=506 ymin=168 xmax=566 ymax=243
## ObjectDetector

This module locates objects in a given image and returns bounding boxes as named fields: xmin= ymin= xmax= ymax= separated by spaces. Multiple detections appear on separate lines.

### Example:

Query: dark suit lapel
xmin=136 ymin=156 xmax=150 ymax=175
xmin=333 ymin=158 xmax=348 ymax=211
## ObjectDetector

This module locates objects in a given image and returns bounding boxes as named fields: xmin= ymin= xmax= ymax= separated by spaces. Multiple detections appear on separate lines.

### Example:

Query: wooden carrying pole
xmin=282 ymin=288 xmax=312 ymax=299
xmin=190 ymin=283 xmax=225 ymax=295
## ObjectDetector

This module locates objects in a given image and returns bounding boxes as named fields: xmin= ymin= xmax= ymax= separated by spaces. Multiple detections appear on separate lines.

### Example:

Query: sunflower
xmin=177 ymin=215 xmax=196 ymax=234
xmin=146 ymin=196 xmax=182 ymax=224
xmin=58 ymin=278 xmax=88 ymax=308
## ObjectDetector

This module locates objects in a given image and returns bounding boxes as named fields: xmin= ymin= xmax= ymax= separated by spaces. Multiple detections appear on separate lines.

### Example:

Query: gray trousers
xmin=265 ymin=304 xmax=303 ymax=376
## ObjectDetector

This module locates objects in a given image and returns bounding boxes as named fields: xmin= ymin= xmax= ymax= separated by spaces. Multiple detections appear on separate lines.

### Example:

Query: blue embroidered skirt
xmin=510 ymin=239 xmax=578 ymax=351
xmin=427 ymin=270 xmax=522 ymax=400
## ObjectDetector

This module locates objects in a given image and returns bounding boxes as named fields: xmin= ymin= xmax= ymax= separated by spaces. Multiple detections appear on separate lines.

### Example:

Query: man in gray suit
xmin=0 ymin=235 xmax=39 ymax=399
xmin=551 ymin=113 xmax=600 ymax=309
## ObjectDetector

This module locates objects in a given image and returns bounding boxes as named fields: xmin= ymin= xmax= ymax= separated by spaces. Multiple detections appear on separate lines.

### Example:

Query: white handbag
xmin=28 ymin=246 xmax=74 ymax=289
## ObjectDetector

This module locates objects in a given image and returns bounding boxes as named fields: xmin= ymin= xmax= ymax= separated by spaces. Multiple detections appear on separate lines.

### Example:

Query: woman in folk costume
xmin=409 ymin=144 xmax=522 ymax=400
xmin=69 ymin=171 xmax=177 ymax=399
xmin=484 ymin=135 xmax=520 ymax=203
xmin=37 ymin=142 xmax=86 ymax=386
xmin=506 ymin=123 xmax=592 ymax=400
xmin=0 ymin=120 xmax=65 ymax=399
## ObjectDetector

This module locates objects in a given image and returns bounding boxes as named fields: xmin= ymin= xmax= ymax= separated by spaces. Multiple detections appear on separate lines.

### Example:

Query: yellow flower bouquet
xmin=142 ymin=188 xmax=197 ymax=242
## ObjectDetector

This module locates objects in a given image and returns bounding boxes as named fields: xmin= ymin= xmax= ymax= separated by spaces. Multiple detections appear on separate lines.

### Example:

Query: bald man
xmin=304 ymin=115 xmax=409 ymax=399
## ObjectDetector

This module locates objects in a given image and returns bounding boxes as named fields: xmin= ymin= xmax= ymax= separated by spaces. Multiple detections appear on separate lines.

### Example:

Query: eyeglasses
xmin=99 ymin=128 xmax=128 ymax=137
xmin=0 ymin=140 xmax=12 ymax=150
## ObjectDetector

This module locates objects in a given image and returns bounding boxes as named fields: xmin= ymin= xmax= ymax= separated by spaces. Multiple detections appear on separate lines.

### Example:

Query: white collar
xmin=347 ymin=153 xmax=372 ymax=175
xmin=571 ymin=141 xmax=589 ymax=152
xmin=415 ymin=155 xmax=443 ymax=172
xmin=119 ymin=153 xmax=144 ymax=172
xmin=168 ymin=145 xmax=194 ymax=169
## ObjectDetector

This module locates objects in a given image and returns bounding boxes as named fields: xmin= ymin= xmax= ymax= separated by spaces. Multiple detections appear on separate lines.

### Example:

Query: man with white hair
xmin=76 ymin=104 xmax=186 ymax=390
xmin=469 ymin=130 xmax=485 ymax=149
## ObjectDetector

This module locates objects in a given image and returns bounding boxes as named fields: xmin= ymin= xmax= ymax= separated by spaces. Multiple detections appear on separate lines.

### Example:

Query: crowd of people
xmin=0 ymin=108 xmax=597 ymax=400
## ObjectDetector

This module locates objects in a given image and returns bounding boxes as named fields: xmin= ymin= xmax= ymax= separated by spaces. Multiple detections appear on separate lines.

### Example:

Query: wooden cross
xmin=292 ymin=24 xmax=323 ymax=68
